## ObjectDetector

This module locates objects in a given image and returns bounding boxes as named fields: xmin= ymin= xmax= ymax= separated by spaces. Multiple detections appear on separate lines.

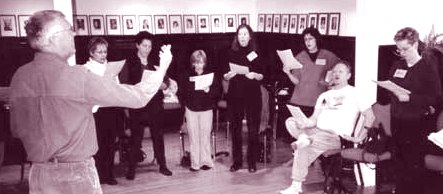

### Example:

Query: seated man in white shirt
xmin=280 ymin=61 xmax=375 ymax=194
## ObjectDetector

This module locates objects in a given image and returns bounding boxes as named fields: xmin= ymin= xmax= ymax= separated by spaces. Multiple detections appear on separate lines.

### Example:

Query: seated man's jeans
xmin=29 ymin=157 xmax=102 ymax=194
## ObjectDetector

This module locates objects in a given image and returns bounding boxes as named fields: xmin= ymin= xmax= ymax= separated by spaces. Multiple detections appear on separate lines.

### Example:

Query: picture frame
xmin=257 ymin=14 xmax=265 ymax=32
xmin=211 ymin=14 xmax=223 ymax=33
xmin=264 ymin=14 xmax=273 ymax=33
xmin=169 ymin=15 xmax=182 ymax=34
xmin=280 ymin=14 xmax=289 ymax=34
xmin=288 ymin=14 xmax=297 ymax=34
xmin=0 ymin=15 xmax=17 ymax=37
xmin=318 ymin=13 xmax=328 ymax=35
xmin=106 ymin=15 xmax=121 ymax=35
xmin=18 ymin=15 xmax=31 ymax=37
xmin=328 ymin=13 xmax=340 ymax=36
xmin=73 ymin=15 xmax=88 ymax=36
xmin=225 ymin=14 xmax=236 ymax=33
xmin=154 ymin=15 xmax=167 ymax=34
xmin=272 ymin=14 xmax=280 ymax=33
xmin=122 ymin=15 xmax=137 ymax=35
xmin=183 ymin=15 xmax=196 ymax=34
xmin=297 ymin=14 xmax=307 ymax=34
xmin=139 ymin=15 xmax=153 ymax=33
xmin=197 ymin=15 xmax=210 ymax=33
xmin=308 ymin=13 xmax=318 ymax=29
xmin=89 ymin=15 xmax=105 ymax=35
xmin=238 ymin=14 xmax=249 ymax=26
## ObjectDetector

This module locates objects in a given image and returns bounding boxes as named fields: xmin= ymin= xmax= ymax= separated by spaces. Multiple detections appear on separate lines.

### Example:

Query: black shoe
xmin=229 ymin=164 xmax=241 ymax=172
xmin=200 ymin=165 xmax=211 ymax=170
xmin=248 ymin=165 xmax=257 ymax=173
xmin=189 ymin=168 xmax=199 ymax=172
xmin=159 ymin=167 xmax=173 ymax=176
xmin=126 ymin=167 xmax=135 ymax=180
xmin=105 ymin=178 xmax=118 ymax=185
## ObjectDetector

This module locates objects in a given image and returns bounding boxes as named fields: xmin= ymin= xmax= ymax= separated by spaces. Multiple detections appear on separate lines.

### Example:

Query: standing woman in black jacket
xmin=224 ymin=24 xmax=264 ymax=173
xmin=179 ymin=49 xmax=220 ymax=171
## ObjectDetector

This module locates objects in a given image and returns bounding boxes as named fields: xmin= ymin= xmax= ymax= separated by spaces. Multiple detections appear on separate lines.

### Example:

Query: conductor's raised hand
xmin=159 ymin=44 xmax=173 ymax=71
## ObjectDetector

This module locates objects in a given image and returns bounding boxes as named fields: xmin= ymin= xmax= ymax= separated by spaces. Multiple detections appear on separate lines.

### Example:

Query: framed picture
xmin=257 ymin=14 xmax=265 ymax=32
xmin=280 ymin=14 xmax=289 ymax=33
xmin=183 ymin=15 xmax=196 ymax=34
xmin=169 ymin=15 xmax=182 ymax=34
xmin=264 ymin=14 xmax=273 ymax=33
xmin=122 ymin=15 xmax=137 ymax=35
xmin=272 ymin=14 xmax=280 ymax=33
xmin=197 ymin=15 xmax=210 ymax=33
xmin=288 ymin=14 xmax=297 ymax=34
xmin=0 ymin=15 xmax=17 ymax=37
xmin=106 ymin=15 xmax=121 ymax=35
xmin=318 ymin=13 xmax=328 ymax=35
xmin=89 ymin=15 xmax=105 ymax=35
xmin=308 ymin=13 xmax=318 ymax=28
xmin=18 ymin=15 xmax=31 ymax=37
xmin=73 ymin=15 xmax=88 ymax=36
xmin=238 ymin=14 xmax=249 ymax=26
xmin=211 ymin=14 xmax=223 ymax=33
xmin=225 ymin=14 xmax=236 ymax=33
xmin=139 ymin=15 xmax=153 ymax=33
xmin=297 ymin=14 xmax=307 ymax=34
xmin=154 ymin=15 xmax=167 ymax=34
xmin=328 ymin=13 xmax=340 ymax=36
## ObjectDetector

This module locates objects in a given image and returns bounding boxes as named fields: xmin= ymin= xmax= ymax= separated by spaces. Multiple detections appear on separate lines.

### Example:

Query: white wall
xmin=256 ymin=0 xmax=357 ymax=36
xmin=0 ymin=0 xmax=53 ymax=14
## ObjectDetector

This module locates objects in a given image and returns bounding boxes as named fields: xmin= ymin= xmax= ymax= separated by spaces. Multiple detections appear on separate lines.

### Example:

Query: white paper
xmin=104 ymin=60 xmax=126 ymax=78
xmin=277 ymin=49 xmax=303 ymax=70
xmin=428 ymin=130 xmax=443 ymax=150
xmin=190 ymin=73 xmax=214 ymax=90
xmin=229 ymin=63 xmax=250 ymax=74
xmin=286 ymin=104 xmax=310 ymax=126
xmin=325 ymin=70 xmax=333 ymax=83
xmin=374 ymin=80 xmax=411 ymax=95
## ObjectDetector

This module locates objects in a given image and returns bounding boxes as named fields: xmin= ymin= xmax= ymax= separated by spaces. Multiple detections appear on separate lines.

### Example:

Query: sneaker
xmin=280 ymin=181 xmax=302 ymax=194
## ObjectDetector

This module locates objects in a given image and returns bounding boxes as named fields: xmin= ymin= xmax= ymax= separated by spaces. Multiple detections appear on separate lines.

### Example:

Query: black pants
xmin=93 ymin=107 xmax=123 ymax=181
xmin=128 ymin=105 xmax=166 ymax=169
xmin=391 ymin=116 xmax=433 ymax=194
xmin=229 ymin=96 xmax=261 ymax=167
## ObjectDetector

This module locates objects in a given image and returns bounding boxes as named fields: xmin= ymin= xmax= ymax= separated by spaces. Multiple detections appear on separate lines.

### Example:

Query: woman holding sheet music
xmin=387 ymin=27 xmax=442 ymax=194
xmin=223 ymin=24 xmax=264 ymax=173
xmin=283 ymin=27 xmax=340 ymax=117
xmin=178 ymin=50 xmax=220 ymax=171
xmin=83 ymin=37 xmax=123 ymax=185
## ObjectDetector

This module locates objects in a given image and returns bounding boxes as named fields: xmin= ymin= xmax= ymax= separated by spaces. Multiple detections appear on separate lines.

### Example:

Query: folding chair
xmin=212 ymin=79 xmax=230 ymax=158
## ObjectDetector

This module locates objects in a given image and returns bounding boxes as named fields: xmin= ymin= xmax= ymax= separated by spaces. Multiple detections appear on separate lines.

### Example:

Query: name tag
xmin=393 ymin=69 xmax=407 ymax=78
xmin=247 ymin=51 xmax=258 ymax=62
xmin=315 ymin=58 xmax=326 ymax=65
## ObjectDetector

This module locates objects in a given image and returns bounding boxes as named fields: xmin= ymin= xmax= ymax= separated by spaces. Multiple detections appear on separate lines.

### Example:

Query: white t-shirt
xmin=315 ymin=85 xmax=371 ymax=136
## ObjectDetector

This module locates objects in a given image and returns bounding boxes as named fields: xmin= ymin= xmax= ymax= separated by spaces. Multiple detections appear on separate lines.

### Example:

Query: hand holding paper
xmin=104 ymin=60 xmax=126 ymax=78
xmin=286 ymin=104 xmax=312 ymax=129
xmin=229 ymin=63 xmax=250 ymax=74
xmin=191 ymin=73 xmax=214 ymax=90
xmin=374 ymin=80 xmax=411 ymax=95
xmin=277 ymin=49 xmax=303 ymax=70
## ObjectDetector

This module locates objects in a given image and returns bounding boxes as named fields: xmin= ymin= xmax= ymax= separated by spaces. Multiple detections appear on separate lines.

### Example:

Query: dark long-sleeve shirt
xmin=9 ymin=52 xmax=164 ymax=162
xmin=389 ymin=58 xmax=442 ymax=119
xmin=179 ymin=70 xmax=220 ymax=111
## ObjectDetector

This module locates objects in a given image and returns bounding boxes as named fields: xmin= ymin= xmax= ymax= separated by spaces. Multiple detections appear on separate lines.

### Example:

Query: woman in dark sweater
xmin=223 ymin=24 xmax=264 ymax=173
xmin=388 ymin=27 xmax=442 ymax=194
xmin=179 ymin=49 xmax=220 ymax=171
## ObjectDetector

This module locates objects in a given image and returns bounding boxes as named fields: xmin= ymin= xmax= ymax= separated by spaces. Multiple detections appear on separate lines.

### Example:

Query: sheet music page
xmin=277 ymin=49 xmax=303 ymax=70
xmin=229 ymin=62 xmax=250 ymax=74
xmin=286 ymin=104 xmax=310 ymax=126
xmin=374 ymin=80 xmax=411 ymax=95
xmin=104 ymin=60 xmax=126 ymax=78
xmin=428 ymin=129 xmax=443 ymax=150
xmin=191 ymin=73 xmax=214 ymax=90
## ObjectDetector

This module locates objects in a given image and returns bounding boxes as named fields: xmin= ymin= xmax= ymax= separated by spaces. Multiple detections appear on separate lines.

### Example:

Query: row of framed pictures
xmin=74 ymin=14 xmax=250 ymax=35
xmin=0 ymin=15 xmax=30 ymax=37
xmin=257 ymin=13 xmax=341 ymax=35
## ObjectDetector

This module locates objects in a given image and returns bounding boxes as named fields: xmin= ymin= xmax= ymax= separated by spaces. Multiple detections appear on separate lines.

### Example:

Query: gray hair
xmin=25 ymin=10 xmax=65 ymax=50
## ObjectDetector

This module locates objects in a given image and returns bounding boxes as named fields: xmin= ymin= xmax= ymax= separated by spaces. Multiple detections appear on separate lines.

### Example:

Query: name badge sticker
xmin=393 ymin=69 xmax=407 ymax=78
xmin=247 ymin=51 xmax=258 ymax=62
xmin=315 ymin=58 xmax=326 ymax=65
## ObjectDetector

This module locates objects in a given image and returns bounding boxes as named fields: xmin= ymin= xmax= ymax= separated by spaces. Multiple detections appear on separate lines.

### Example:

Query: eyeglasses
xmin=47 ymin=26 xmax=75 ymax=37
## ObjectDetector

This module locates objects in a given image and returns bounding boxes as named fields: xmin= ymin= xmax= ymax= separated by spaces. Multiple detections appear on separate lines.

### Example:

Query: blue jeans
xmin=29 ymin=157 xmax=102 ymax=194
